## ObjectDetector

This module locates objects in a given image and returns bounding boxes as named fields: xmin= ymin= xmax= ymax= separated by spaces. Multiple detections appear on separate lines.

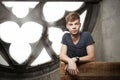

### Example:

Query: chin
xmin=71 ymin=33 xmax=78 ymax=35
xmin=71 ymin=32 xmax=79 ymax=35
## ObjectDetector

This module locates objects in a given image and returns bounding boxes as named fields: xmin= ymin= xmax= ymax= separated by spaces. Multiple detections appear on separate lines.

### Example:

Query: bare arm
xmin=59 ymin=44 xmax=79 ymax=75
xmin=59 ymin=44 xmax=71 ymax=63
xmin=79 ymin=44 xmax=95 ymax=62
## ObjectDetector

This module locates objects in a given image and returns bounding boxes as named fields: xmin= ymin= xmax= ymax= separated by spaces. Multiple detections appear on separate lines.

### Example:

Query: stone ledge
xmin=60 ymin=62 xmax=120 ymax=80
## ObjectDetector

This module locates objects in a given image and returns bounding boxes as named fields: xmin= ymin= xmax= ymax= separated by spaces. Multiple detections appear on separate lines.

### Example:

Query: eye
xmin=67 ymin=23 xmax=73 ymax=26
xmin=75 ymin=23 xmax=79 ymax=25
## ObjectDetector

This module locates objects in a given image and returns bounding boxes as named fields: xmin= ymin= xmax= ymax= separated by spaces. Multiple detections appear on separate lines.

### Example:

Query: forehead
xmin=67 ymin=19 xmax=80 ymax=24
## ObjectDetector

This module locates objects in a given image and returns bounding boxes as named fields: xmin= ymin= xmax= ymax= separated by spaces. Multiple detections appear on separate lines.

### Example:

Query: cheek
xmin=77 ymin=26 xmax=80 ymax=29
xmin=66 ymin=25 xmax=69 ymax=29
xmin=66 ymin=26 xmax=71 ymax=30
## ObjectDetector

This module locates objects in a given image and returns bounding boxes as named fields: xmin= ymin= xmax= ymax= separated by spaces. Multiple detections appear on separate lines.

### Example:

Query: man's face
xmin=66 ymin=19 xmax=81 ymax=35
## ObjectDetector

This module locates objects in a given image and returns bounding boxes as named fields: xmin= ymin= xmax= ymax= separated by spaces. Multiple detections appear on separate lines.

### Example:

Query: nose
xmin=72 ymin=25 xmax=76 ymax=29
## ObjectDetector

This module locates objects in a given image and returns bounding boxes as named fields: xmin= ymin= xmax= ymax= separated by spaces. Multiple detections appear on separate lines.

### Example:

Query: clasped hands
xmin=65 ymin=57 xmax=79 ymax=75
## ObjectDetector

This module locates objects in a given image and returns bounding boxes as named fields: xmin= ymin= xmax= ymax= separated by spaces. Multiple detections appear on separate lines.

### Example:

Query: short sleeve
xmin=61 ymin=33 xmax=68 ymax=45
xmin=84 ymin=32 xmax=95 ymax=46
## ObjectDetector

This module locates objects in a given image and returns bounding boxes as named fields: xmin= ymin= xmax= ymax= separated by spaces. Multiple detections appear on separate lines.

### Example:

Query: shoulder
xmin=63 ymin=32 xmax=70 ymax=38
xmin=81 ymin=31 xmax=91 ymax=37
xmin=61 ymin=32 xmax=70 ymax=45
xmin=62 ymin=32 xmax=70 ymax=41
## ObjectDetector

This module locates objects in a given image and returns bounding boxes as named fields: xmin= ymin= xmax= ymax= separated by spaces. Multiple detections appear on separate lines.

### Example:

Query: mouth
xmin=72 ymin=30 xmax=77 ymax=32
xmin=71 ymin=30 xmax=78 ymax=34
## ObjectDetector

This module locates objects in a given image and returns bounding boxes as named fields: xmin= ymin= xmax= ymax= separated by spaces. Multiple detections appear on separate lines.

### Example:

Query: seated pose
xmin=60 ymin=12 xmax=95 ymax=75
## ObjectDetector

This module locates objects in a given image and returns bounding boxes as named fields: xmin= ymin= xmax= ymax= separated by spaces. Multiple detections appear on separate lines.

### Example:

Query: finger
xmin=71 ymin=70 xmax=75 ymax=75
xmin=74 ymin=70 xmax=78 ymax=75
xmin=69 ymin=69 xmax=75 ymax=75
xmin=64 ymin=65 xmax=67 ymax=71
xmin=68 ymin=69 xmax=71 ymax=74
xmin=71 ymin=69 xmax=79 ymax=75
xmin=68 ymin=69 xmax=73 ymax=75
xmin=76 ymin=68 xmax=80 ymax=74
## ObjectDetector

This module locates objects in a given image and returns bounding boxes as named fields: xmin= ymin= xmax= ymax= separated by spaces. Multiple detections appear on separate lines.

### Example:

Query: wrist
xmin=76 ymin=57 xmax=80 ymax=63
xmin=71 ymin=57 xmax=77 ymax=62
xmin=68 ymin=58 xmax=74 ymax=63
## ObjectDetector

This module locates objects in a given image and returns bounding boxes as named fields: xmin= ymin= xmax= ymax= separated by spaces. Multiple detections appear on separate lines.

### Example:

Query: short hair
xmin=65 ymin=12 xmax=80 ymax=24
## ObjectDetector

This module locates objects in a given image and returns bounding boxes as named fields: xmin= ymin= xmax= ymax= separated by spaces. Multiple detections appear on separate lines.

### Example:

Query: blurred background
xmin=0 ymin=0 xmax=120 ymax=80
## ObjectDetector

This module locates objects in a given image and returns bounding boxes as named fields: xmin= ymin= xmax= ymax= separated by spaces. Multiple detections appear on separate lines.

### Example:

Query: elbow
xmin=90 ymin=56 xmax=96 ymax=61
xmin=59 ymin=54 xmax=63 ymax=61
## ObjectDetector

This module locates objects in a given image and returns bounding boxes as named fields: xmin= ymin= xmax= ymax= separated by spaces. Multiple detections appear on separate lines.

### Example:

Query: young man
xmin=60 ymin=12 xmax=95 ymax=75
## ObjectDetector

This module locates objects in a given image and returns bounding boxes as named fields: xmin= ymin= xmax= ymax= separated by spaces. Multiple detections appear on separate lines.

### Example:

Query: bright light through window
xmin=80 ymin=10 xmax=87 ymax=31
xmin=48 ymin=27 xmax=64 ymax=55
xmin=21 ymin=21 xmax=43 ymax=43
xmin=43 ymin=2 xmax=65 ymax=22
xmin=31 ymin=48 xmax=51 ymax=66
xmin=43 ymin=2 xmax=83 ymax=22
xmin=0 ymin=21 xmax=43 ymax=64
xmin=0 ymin=21 xmax=43 ymax=44
xmin=2 ymin=1 xmax=39 ymax=18
xmin=0 ymin=21 xmax=20 ymax=43
xmin=12 ymin=6 xmax=29 ymax=18
xmin=9 ymin=43 xmax=31 ymax=64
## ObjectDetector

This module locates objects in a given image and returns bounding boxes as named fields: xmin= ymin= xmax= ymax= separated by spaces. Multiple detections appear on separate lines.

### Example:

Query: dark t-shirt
xmin=61 ymin=32 xmax=95 ymax=58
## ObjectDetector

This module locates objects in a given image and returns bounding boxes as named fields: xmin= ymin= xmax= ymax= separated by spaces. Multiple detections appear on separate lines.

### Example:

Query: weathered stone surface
xmin=60 ymin=62 xmax=120 ymax=80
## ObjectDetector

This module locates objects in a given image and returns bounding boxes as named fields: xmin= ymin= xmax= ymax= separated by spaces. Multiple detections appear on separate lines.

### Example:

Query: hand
xmin=72 ymin=57 xmax=77 ymax=62
xmin=66 ymin=59 xmax=79 ymax=75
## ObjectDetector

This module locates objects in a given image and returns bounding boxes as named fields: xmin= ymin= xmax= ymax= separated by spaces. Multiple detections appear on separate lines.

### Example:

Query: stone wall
xmin=93 ymin=0 xmax=120 ymax=61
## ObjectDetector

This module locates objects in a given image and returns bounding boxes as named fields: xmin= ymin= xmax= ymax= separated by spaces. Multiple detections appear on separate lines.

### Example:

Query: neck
xmin=71 ymin=33 xmax=80 ymax=40
xmin=71 ymin=32 xmax=80 ymax=45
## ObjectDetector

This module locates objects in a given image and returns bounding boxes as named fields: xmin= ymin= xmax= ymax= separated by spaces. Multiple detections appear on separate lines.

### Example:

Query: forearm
xmin=79 ymin=55 xmax=95 ymax=62
xmin=79 ymin=44 xmax=96 ymax=62
xmin=60 ymin=55 xmax=72 ymax=64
